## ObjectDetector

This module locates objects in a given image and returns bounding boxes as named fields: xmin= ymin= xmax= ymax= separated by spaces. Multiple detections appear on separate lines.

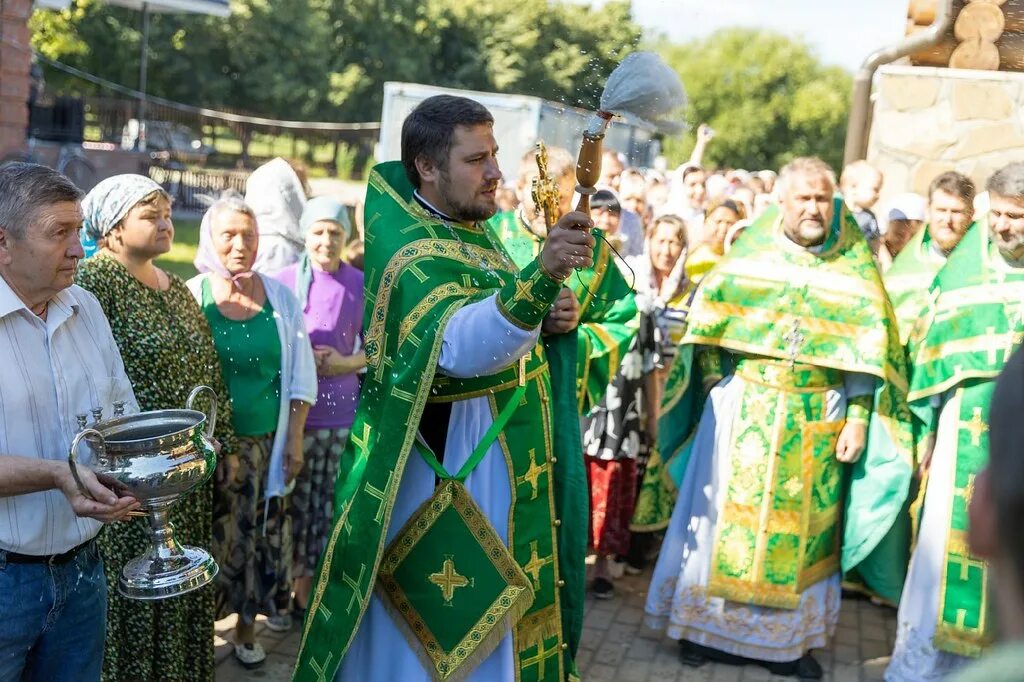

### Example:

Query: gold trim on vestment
xmin=684 ymin=334 xmax=908 ymax=395
xmin=365 ymin=240 xmax=511 ymax=368
xmin=427 ymin=362 xmax=549 ymax=403
xmin=298 ymin=300 xmax=470 ymax=670
xmin=400 ymin=283 xmax=478 ymax=344
xmin=914 ymin=332 xmax=1020 ymax=366
xmin=375 ymin=481 xmax=535 ymax=680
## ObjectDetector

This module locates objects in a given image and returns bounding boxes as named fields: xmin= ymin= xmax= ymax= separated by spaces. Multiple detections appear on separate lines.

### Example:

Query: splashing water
xmin=586 ymin=51 xmax=687 ymax=136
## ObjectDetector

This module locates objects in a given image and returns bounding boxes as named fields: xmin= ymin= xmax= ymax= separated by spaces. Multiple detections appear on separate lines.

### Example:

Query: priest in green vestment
xmin=293 ymin=95 xmax=595 ymax=682
xmin=949 ymin=347 xmax=1024 ymax=682
xmin=644 ymin=157 xmax=914 ymax=680
xmin=486 ymin=145 xmax=639 ymax=598
xmin=885 ymin=172 xmax=976 ymax=346
xmin=887 ymin=163 xmax=1024 ymax=681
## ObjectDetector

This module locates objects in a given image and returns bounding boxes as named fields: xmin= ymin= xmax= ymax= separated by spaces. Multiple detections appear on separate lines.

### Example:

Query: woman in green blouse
xmin=75 ymin=174 xmax=236 ymax=682
xmin=187 ymin=194 xmax=318 ymax=669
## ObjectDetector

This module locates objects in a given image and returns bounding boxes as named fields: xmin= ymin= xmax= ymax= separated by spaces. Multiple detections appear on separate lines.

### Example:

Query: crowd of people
xmin=0 ymin=92 xmax=1021 ymax=682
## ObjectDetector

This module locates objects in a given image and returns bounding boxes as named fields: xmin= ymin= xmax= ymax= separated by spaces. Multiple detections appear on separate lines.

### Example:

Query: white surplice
xmin=337 ymin=294 xmax=539 ymax=682
xmin=886 ymin=390 xmax=972 ymax=681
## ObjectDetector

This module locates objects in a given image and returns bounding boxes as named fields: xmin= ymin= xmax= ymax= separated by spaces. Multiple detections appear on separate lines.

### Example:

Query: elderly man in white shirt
xmin=0 ymin=162 xmax=139 ymax=682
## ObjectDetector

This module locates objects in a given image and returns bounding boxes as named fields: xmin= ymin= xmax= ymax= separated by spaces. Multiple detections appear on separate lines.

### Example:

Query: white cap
xmin=886 ymin=193 xmax=927 ymax=222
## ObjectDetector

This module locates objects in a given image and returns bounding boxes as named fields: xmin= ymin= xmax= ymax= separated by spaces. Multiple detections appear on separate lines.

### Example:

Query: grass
xmin=157 ymin=217 xmax=200 ymax=281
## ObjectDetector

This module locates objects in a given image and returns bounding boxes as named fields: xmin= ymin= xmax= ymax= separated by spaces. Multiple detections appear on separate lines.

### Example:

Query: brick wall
xmin=0 ymin=0 xmax=32 ymax=158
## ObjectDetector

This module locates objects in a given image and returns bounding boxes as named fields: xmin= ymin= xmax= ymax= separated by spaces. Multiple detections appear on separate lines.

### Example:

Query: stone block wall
xmin=0 ymin=0 xmax=31 ymax=158
xmin=867 ymin=64 xmax=1024 ymax=208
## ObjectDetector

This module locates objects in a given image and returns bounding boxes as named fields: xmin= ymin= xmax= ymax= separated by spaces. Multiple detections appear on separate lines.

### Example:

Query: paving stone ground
xmin=214 ymin=567 xmax=896 ymax=681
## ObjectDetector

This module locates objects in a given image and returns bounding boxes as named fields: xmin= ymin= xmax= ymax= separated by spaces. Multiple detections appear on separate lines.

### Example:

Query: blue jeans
xmin=0 ymin=542 xmax=107 ymax=682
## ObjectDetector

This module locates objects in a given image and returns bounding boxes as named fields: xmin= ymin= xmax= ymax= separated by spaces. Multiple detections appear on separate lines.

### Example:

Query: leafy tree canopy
xmin=30 ymin=0 xmax=642 ymax=122
xmin=655 ymin=28 xmax=852 ymax=172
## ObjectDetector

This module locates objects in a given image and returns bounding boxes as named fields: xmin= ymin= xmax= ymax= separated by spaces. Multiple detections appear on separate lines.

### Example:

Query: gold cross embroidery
xmin=523 ymin=540 xmax=553 ymax=589
xmin=407 ymin=263 xmax=429 ymax=283
xmin=338 ymin=497 xmax=354 ymax=537
xmin=783 ymin=318 xmax=805 ymax=369
xmin=951 ymin=554 xmax=986 ymax=584
xmin=364 ymin=470 xmax=395 ymax=525
xmin=956 ymin=473 xmax=977 ymax=507
xmin=308 ymin=652 xmax=334 ymax=682
xmin=342 ymin=563 xmax=368 ymax=615
xmin=960 ymin=407 xmax=988 ymax=447
xmin=986 ymin=326 xmax=999 ymax=365
xmin=350 ymin=424 xmax=372 ymax=464
xmin=522 ymin=640 xmax=560 ymax=681
xmin=428 ymin=556 xmax=472 ymax=605
xmin=373 ymin=333 xmax=395 ymax=383
xmin=516 ymin=449 xmax=548 ymax=501
xmin=514 ymin=278 xmax=536 ymax=304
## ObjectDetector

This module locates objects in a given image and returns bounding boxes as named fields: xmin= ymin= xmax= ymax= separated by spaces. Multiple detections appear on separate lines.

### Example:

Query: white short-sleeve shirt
xmin=0 ymin=274 xmax=135 ymax=555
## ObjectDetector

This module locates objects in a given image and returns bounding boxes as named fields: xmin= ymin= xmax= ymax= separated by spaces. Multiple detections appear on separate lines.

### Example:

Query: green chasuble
xmin=294 ymin=163 xmax=587 ymax=682
xmin=906 ymin=222 xmax=1024 ymax=658
xmin=651 ymin=200 xmax=915 ymax=607
xmin=487 ymin=211 xmax=639 ymax=415
xmin=885 ymin=225 xmax=955 ymax=346
xmin=485 ymin=210 xmax=635 ymax=659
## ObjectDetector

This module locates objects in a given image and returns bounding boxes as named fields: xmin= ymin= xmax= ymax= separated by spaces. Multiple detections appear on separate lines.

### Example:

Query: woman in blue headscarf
xmin=273 ymin=196 xmax=365 ymax=619
xmin=75 ymin=174 xmax=235 ymax=682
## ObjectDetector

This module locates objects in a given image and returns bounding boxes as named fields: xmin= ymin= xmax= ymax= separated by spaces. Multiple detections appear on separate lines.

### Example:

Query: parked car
xmin=122 ymin=119 xmax=216 ymax=166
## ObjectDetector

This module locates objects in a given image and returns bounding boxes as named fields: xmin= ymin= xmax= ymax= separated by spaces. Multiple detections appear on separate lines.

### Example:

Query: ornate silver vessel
xmin=69 ymin=386 xmax=219 ymax=600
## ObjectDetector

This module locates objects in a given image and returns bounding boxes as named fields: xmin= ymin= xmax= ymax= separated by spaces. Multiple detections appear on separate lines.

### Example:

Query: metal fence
xmin=148 ymin=165 xmax=250 ymax=213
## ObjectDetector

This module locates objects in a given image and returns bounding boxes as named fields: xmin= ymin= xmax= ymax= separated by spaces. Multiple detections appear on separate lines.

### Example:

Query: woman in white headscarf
xmin=75 ymin=174 xmax=236 ymax=682
xmin=244 ymin=157 xmax=309 ymax=273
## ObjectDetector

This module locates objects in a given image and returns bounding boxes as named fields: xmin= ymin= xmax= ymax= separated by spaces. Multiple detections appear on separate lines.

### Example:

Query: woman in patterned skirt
xmin=75 ymin=174 xmax=236 ymax=682
xmin=187 ymin=194 xmax=318 ymax=669
xmin=273 ymin=197 xmax=365 ymax=621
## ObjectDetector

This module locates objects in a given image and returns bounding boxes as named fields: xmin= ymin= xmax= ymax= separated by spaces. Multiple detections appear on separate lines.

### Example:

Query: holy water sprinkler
xmin=574 ymin=51 xmax=687 ymax=216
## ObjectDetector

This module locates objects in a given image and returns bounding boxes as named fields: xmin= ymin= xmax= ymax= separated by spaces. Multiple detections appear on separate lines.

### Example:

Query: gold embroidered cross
xmin=342 ymin=563 xmax=368 ymax=615
xmin=350 ymin=424 xmax=372 ymax=464
xmin=514 ymin=278 xmax=536 ymax=304
xmin=516 ymin=449 xmax=548 ymax=501
xmin=308 ymin=652 xmax=334 ymax=682
xmin=951 ymin=554 xmax=986 ymax=584
xmin=960 ymin=408 xmax=988 ymax=447
xmin=523 ymin=540 xmax=554 ymax=589
xmin=956 ymin=473 xmax=977 ymax=507
xmin=783 ymin=318 xmax=805 ymax=369
xmin=522 ymin=639 xmax=560 ymax=681
xmin=373 ymin=333 xmax=395 ymax=383
xmin=338 ymin=497 xmax=354 ymax=537
xmin=986 ymin=326 xmax=999 ymax=365
xmin=364 ymin=469 xmax=395 ymax=525
xmin=428 ymin=556 xmax=471 ymax=605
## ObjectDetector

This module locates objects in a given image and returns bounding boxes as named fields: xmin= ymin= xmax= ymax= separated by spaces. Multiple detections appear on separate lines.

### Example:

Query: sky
xmin=601 ymin=0 xmax=911 ymax=72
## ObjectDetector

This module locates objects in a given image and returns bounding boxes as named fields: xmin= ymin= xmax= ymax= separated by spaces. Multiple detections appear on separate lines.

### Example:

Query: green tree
xmin=30 ymin=0 xmax=642 ymax=123
xmin=656 ymin=28 xmax=852 ymax=172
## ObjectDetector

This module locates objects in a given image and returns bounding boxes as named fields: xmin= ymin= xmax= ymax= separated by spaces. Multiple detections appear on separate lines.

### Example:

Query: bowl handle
xmin=186 ymin=385 xmax=218 ymax=440
xmin=68 ymin=428 xmax=105 ymax=499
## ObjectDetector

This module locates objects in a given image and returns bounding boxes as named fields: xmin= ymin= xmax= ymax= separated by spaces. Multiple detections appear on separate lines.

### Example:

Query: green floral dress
xmin=75 ymin=253 xmax=236 ymax=682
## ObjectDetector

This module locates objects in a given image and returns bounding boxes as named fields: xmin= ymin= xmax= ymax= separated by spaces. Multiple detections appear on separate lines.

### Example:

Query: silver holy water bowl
xmin=69 ymin=385 xmax=219 ymax=600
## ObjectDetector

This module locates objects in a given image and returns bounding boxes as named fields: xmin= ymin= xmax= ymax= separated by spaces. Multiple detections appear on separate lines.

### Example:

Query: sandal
xmin=233 ymin=642 xmax=267 ymax=669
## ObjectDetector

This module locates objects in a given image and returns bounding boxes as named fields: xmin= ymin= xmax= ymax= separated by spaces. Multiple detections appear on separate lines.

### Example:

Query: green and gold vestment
xmin=885 ymin=225 xmax=957 ymax=346
xmin=294 ymin=163 xmax=587 ymax=682
xmin=487 ymin=211 xmax=639 ymax=415
xmin=907 ymin=221 xmax=1024 ymax=657
xmin=646 ymin=200 xmax=914 ymax=607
